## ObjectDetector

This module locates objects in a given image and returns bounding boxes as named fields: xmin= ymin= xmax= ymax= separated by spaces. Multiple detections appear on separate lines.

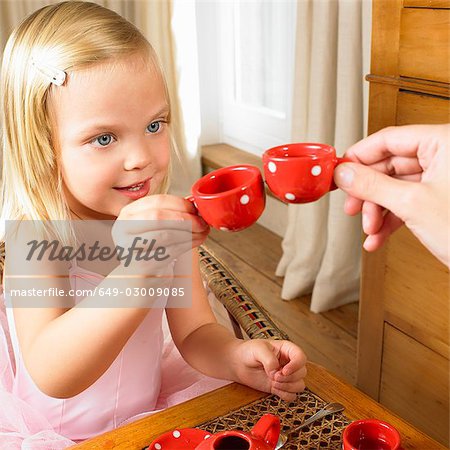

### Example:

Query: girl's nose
xmin=123 ymin=141 xmax=152 ymax=171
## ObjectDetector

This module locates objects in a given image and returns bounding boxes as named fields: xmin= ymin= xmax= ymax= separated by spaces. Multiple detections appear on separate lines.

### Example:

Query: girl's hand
xmin=112 ymin=194 xmax=210 ymax=273
xmin=232 ymin=339 xmax=307 ymax=402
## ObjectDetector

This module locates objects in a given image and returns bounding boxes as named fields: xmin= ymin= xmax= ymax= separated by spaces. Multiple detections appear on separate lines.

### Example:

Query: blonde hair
xmin=0 ymin=1 xmax=173 ymax=272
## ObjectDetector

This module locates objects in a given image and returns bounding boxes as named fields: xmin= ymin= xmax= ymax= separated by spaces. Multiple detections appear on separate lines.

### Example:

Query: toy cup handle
xmin=185 ymin=195 xmax=199 ymax=211
xmin=330 ymin=156 xmax=351 ymax=191
xmin=251 ymin=414 xmax=280 ymax=449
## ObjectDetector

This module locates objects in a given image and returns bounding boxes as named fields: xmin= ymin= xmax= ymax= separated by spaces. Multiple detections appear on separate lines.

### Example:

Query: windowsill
xmin=201 ymin=143 xmax=263 ymax=171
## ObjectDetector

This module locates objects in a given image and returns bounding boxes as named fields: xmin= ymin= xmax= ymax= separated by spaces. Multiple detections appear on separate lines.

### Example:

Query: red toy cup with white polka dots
xmin=188 ymin=164 xmax=265 ymax=232
xmin=262 ymin=143 xmax=348 ymax=203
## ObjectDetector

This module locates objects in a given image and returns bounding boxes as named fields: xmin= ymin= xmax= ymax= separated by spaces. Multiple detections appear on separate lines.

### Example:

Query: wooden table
xmin=72 ymin=362 xmax=446 ymax=449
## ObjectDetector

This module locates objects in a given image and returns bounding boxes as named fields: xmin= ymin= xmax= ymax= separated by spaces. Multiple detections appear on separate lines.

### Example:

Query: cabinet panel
xmin=384 ymin=228 xmax=449 ymax=358
xmin=363 ymin=0 xmax=450 ymax=445
xmin=399 ymin=8 xmax=450 ymax=83
xmin=380 ymin=325 xmax=449 ymax=446
xmin=396 ymin=91 xmax=450 ymax=125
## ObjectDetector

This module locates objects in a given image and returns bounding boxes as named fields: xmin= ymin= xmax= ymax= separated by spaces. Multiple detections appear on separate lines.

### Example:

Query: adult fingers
xmin=362 ymin=201 xmax=384 ymax=235
xmin=345 ymin=124 xmax=437 ymax=165
xmin=334 ymin=162 xmax=417 ymax=223
xmin=344 ymin=195 xmax=363 ymax=216
xmin=363 ymin=212 xmax=404 ymax=252
xmin=368 ymin=155 xmax=423 ymax=177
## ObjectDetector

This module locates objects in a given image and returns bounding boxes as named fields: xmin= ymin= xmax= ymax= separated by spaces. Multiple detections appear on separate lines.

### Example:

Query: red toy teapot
xmin=148 ymin=414 xmax=280 ymax=450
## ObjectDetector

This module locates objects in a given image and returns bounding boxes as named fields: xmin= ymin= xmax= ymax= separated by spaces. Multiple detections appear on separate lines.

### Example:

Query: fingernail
xmin=334 ymin=165 xmax=355 ymax=188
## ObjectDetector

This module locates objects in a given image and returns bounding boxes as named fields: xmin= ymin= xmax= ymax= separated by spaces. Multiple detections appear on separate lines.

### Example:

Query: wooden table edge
xmin=70 ymin=382 xmax=266 ymax=449
xmin=71 ymin=362 xmax=446 ymax=449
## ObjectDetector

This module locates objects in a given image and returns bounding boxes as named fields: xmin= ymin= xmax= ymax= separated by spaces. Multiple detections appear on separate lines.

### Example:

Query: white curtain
xmin=276 ymin=0 xmax=372 ymax=313
xmin=0 ymin=0 xmax=199 ymax=196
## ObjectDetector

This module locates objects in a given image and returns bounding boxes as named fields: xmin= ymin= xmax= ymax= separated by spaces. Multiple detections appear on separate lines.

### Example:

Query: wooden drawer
xmin=380 ymin=325 xmax=449 ymax=446
xmin=399 ymin=8 xmax=450 ymax=83
xmin=396 ymin=91 xmax=450 ymax=125
xmin=383 ymin=228 xmax=449 ymax=358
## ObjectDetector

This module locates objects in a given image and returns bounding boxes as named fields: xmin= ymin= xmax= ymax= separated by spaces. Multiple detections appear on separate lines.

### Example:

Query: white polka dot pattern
xmin=154 ymin=444 xmax=162 ymax=450
xmin=220 ymin=227 xmax=229 ymax=231
xmin=311 ymin=165 xmax=322 ymax=176
xmin=240 ymin=194 xmax=250 ymax=205
xmin=268 ymin=161 xmax=277 ymax=173
xmin=173 ymin=430 xmax=181 ymax=438
xmin=285 ymin=193 xmax=296 ymax=201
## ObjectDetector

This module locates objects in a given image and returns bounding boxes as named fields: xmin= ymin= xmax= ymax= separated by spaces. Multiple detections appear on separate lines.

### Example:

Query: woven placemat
xmin=196 ymin=388 xmax=349 ymax=449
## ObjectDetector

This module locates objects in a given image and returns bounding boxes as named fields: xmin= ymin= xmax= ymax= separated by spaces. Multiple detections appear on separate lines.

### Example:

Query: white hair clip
xmin=30 ymin=56 xmax=66 ymax=86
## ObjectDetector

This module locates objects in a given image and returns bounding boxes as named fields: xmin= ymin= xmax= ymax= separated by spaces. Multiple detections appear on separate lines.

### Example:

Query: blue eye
xmin=147 ymin=121 xmax=161 ymax=134
xmin=92 ymin=134 xmax=114 ymax=147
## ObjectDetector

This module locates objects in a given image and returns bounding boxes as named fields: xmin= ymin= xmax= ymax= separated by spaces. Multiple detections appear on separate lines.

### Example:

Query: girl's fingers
xmin=271 ymin=387 xmax=297 ymax=402
xmin=125 ymin=210 xmax=208 ymax=233
xmin=272 ymin=379 xmax=306 ymax=393
xmin=279 ymin=348 xmax=307 ymax=378
xmin=252 ymin=342 xmax=281 ymax=377
xmin=191 ymin=230 xmax=210 ymax=248
xmin=272 ymin=379 xmax=306 ymax=401
xmin=265 ymin=341 xmax=306 ymax=379
xmin=123 ymin=194 xmax=198 ymax=215
xmin=274 ymin=365 xmax=307 ymax=383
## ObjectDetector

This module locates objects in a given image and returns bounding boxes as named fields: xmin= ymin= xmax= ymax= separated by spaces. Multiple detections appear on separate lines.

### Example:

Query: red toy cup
xmin=342 ymin=419 xmax=403 ymax=450
xmin=262 ymin=143 xmax=348 ymax=203
xmin=188 ymin=165 xmax=265 ymax=232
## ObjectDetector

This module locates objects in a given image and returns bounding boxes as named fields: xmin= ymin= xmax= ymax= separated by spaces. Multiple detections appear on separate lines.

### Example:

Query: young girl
xmin=0 ymin=1 xmax=307 ymax=447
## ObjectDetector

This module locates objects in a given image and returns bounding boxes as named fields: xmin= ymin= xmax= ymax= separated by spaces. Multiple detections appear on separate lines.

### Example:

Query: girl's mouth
xmin=113 ymin=178 xmax=151 ymax=199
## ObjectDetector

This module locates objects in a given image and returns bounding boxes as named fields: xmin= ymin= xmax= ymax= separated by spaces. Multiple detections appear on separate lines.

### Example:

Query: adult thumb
xmin=334 ymin=162 xmax=412 ymax=219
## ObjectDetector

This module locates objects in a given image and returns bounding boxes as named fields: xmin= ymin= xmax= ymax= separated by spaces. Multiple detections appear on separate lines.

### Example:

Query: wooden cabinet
xmin=358 ymin=0 xmax=450 ymax=446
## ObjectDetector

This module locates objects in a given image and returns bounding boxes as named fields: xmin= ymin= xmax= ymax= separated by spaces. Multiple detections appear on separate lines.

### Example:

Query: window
xmin=196 ymin=1 xmax=297 ymax=156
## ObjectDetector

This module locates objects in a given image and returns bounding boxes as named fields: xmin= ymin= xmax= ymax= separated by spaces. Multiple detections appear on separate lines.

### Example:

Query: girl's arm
xmin=10 ymin=195 xmax=208 ymax=399
xmin=165 ymin=250 xmax=240 ymax=380
xmin=166 ymin=250 xmax=307 ymax=401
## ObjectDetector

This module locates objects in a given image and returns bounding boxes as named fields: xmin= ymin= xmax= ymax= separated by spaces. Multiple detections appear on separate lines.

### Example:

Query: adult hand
xmin=334 ymin=124 xmax=449 ymax=267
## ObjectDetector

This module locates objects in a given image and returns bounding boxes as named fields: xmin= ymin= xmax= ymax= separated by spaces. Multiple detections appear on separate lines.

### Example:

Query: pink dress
xmin=0 ymin=263 xmax=228 ymax=448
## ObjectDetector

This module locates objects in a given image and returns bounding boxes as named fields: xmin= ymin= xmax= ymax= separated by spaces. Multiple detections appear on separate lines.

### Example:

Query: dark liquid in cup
xmin=355 ymin=437 xmax=392 ymax=450
xmin=214 ymin=436 xmax=250 ymax=450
